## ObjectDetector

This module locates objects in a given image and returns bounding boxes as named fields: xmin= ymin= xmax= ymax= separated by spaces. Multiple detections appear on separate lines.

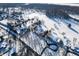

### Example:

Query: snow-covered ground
xmin=69 ymin=14 xmax=79 ymax=20
xmin=0 ymin=6 xmax=79 ymax=56
xmin=20 ymin=10 xmax=79 ymax=56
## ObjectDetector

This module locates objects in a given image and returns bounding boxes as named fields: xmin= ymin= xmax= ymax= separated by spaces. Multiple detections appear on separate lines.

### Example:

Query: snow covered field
xmin=0 ymin=4 xmax=79 ymax=56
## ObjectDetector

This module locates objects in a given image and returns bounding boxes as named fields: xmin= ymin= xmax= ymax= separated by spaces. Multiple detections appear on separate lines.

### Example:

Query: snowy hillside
xmin=0 ymin=4 xmax=79 ymax=56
